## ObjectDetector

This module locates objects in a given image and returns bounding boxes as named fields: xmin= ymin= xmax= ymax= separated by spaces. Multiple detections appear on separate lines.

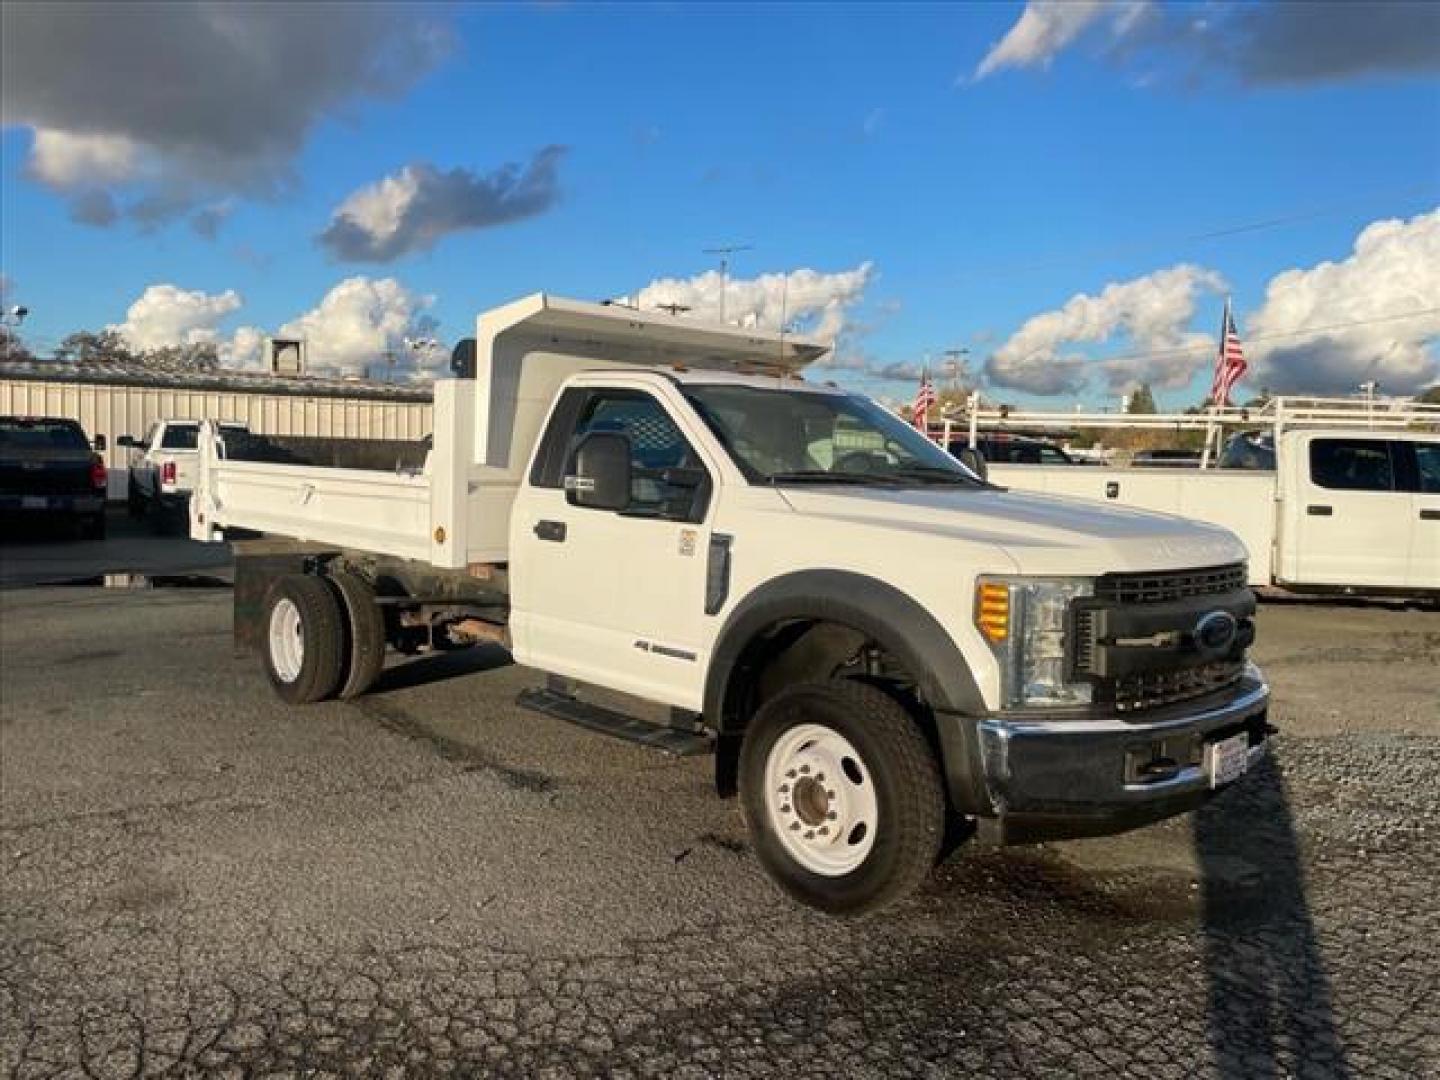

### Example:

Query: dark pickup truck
xmin=0 ymin=416 xmax=108 ymax=539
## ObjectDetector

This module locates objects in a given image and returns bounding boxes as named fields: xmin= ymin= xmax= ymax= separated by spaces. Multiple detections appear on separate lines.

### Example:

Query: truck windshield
xmin=683 ymin=384 xmax=981 ymax=486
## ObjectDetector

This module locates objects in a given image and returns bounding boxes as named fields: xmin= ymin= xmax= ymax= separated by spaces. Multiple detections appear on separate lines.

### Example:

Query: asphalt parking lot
xmin=2 ymin=518 xmax=1437 ymax=1078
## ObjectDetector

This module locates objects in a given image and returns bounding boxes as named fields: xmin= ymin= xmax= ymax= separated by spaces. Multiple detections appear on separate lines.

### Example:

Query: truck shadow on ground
xmin=1193 ymin=754 xmax=1350 ymax=1079
xmin=371 ymin=645 xmax=513 ymax=694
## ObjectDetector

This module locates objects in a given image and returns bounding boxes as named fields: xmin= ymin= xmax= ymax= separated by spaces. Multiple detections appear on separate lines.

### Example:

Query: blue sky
xmin=2 ymin=2 xmax=1438 ymax=406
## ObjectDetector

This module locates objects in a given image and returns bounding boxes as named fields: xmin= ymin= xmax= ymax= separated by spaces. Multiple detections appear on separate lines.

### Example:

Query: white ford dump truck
xmin=192 ymin=294 xmax=1271 ymax=912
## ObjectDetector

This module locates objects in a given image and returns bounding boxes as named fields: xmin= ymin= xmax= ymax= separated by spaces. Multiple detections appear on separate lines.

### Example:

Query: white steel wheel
xmin=740 ymin=679 xmax=946 ymax=914
xmin=268 ymin=597 xmax=305 ymax=684
xmin=763 ymin=723 xmax=878 ymax=877
xmin=261 ymin=575 xmax=345 ymax=704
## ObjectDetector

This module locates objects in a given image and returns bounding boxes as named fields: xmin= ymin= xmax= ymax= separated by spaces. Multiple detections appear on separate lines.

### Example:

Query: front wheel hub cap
xmin=763 ymin=723 xmax=877 ymax=877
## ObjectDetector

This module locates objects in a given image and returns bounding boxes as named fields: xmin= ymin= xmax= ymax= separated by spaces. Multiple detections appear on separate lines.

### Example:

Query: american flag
xmin=1209 ymin=299 xmax=1247 ymax=407
xmin=911 ymin=372 xmax=936 ymax=431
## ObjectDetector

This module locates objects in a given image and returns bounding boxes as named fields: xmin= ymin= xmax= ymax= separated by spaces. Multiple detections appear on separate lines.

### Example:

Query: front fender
xmin=703 ymin=569 xmax=991 ymax=815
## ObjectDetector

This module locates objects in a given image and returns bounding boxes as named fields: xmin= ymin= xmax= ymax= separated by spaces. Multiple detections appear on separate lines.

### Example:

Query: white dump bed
xmin=192 ymin=450 xmax=435 ymax=561
xmin=191 ymin=293 xmax=827 ymax=567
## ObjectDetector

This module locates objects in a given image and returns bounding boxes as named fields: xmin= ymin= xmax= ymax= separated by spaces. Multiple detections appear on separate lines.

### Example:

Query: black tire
xmin=126 ymin=478 xmax=145 ymax=519
xmin=261 ymin=574 xmax=346 ymax=704
xmin=740 ymin=680 xmax=946 ymax=915
xmin=148 ymin=495 xmax=172 ymax=536
xmin=327 ymin=571 xmax=386 ymax=699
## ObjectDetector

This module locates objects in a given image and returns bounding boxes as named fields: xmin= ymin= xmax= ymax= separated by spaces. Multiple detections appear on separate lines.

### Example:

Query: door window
xmin=568 ymin=391 xmax=709 ymax=519
xmin=1309 ymin=439 xmax=1396 ymax=491
xmin=1412 ymin=442 xmax=1440 ymax=494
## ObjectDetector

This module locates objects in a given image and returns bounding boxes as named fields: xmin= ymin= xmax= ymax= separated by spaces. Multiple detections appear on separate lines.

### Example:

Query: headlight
xmin=975 ymin=577 xmax=1093 ymax=708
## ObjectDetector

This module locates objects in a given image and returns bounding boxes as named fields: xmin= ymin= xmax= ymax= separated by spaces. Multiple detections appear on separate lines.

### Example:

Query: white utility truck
xmin=192 ymin=294 xmax=1271 ymax=912
xmin=950 ymin=398 xmax=1440 ymax=598
xmin=119 ymin=419 xmax=251 ymax=525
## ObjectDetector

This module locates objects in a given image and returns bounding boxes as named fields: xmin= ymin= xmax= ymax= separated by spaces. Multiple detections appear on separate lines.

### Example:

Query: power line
xmin=951 ymin=181 xmax=1437 ymax=281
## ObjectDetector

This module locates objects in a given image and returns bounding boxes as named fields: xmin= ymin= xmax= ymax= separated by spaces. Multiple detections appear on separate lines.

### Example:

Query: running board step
xmin=516 ymin=687 xmax=714 ymax=757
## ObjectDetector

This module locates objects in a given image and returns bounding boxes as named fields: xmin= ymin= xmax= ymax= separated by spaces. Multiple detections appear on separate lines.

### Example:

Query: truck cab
xmin=192 ymin=294 xmax=1271 ymax=913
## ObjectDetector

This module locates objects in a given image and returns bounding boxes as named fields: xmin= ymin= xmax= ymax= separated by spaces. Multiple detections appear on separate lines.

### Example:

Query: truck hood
xmin=776 ymin=485 xmax=1246 ymax=576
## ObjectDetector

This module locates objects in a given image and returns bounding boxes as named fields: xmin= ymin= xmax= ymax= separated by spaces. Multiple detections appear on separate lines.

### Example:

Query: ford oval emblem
xmin=1195 ymin=610 xmax=1238 ymax=653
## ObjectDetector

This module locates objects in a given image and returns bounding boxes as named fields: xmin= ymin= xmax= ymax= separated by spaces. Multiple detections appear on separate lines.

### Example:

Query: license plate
xmin=21 ymin=496 xmax=48 ymax=510
xmin=1207 ymin=732 xmax=1251 ymax=789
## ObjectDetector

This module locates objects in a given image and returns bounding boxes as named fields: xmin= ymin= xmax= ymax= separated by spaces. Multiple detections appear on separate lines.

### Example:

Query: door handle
xmin=1421 ymin=509 xmax=1440 ymax=521
xmin=1307 ymin=505 xmax=1333 ymax=516
xmin=534 ymin=519 xmax=567 ymax=542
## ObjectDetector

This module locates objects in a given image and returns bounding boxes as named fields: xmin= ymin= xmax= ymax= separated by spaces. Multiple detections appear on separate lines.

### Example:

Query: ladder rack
xmin=925 ymin=395 xmax=1440 ymax=469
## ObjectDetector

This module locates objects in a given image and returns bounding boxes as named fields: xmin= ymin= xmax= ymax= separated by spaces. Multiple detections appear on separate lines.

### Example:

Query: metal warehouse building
xmin=0 ymin=361 xmax=433 ymax=500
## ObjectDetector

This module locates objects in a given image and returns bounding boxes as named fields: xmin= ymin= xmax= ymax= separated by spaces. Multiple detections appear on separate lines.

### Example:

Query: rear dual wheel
xmin=262 ymin=572 xmax=385 ymax=704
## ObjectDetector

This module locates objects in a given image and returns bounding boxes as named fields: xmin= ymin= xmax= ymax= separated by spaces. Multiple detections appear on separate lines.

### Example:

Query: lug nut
xmin=799 ymin=765 xmax=810 ymax=774
xmin=790 ymin=823 xmax=801 ymax=832
xmin=827 ymin=811 xmax=838 ymax=821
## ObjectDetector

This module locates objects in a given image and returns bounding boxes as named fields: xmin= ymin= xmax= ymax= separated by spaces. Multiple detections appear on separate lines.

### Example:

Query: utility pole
xmin=702 ymin=243 xmax=752 ymax=324
xmin=943 ymin=348 xmax=969 ymax=392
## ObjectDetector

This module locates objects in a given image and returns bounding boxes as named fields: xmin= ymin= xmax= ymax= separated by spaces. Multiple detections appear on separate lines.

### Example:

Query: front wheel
xmin=740 ymin=680 xmax=946 ymax=914
xmin=262 ymin=575 xmax=345 ymax=704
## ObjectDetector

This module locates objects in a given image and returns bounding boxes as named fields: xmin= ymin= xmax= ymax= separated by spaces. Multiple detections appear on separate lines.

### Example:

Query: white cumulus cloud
xmin=1247 ymin=208 xmax=1440 ymax=395
xmin=276 ymin=277 xmax=442 ymax=378
xmin=970 ymin=0 xmax=1439 ymax=86
xmin=973 ymin=1 xmax=1146 ymax=80
xmin=106 ymin=277 xmax=445 ymax=379
xmin=2 ymin=3 xmax=451 ymax=230
xmin=985 ymin=264 xmax=1226 ymax=395
xmin=633 ymin=263 xmax=875 ymax=350
xmin=318 ymin=150 xmax=566 ymax=262
xmin=108 ymin=285 xmax=243 ymax=352
xmin=26 ymin=128 xmax=143 ymax=189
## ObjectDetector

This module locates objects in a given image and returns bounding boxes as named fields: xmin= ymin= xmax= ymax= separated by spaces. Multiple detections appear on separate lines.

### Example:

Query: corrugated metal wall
xmin=0 ymin=376 xmax=433 ymax=499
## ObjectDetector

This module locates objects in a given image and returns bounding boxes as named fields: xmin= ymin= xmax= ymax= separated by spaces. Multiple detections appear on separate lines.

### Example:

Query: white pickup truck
xmin=192 ymin=294 xmax=1271 ymax=912
xmin=954 ymin=399 xmax=1440 ymax=598
xmin=119 ymin=419 xmax=251 ymax=526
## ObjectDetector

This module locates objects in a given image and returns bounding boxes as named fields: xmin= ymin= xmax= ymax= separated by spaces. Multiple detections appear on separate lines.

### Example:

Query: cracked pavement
xmin=2 ymin=586 xmax=1437 ymax=1077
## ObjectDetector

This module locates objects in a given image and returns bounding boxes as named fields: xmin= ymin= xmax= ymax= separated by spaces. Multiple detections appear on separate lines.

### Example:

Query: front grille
xmin=1105 ymin=659 xmax=1246 ymax=714
xmin=1072 ymin=608 xmax=1098 ymax=673
xmin=1094 ymin=562 xmax=1247 ymax=605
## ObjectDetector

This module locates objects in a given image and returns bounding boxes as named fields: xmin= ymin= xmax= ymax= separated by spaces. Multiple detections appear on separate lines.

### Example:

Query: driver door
xmin=510 ymin=387 xmax=717 ymax=710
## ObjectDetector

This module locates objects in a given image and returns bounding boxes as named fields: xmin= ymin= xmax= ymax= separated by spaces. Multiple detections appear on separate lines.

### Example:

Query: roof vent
xmin=265 ymin=337 xmax=306 ymax=377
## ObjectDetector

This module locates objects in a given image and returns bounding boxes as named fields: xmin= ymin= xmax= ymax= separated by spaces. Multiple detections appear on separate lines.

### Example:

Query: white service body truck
xmin=192 ymin=294 xmax=1271 ymax=912
xmin=956 ymin=402 xmax=1440 ymax=597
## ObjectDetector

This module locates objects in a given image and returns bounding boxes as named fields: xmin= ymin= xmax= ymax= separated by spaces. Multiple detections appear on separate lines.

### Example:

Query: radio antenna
xmin=702 ymin=243 xmax=753 ymax=324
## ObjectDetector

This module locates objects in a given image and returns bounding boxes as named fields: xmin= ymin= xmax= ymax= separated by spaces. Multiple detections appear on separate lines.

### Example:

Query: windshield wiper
xmin=888 ymin=465 xmax=981 ymax=486
xmin=768 ymin=470 xmax=901 ymax=486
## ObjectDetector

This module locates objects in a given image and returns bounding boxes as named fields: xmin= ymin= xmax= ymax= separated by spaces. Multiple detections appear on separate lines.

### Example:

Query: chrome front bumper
xmin=974 ymin=666 xmax=1271 ymax=842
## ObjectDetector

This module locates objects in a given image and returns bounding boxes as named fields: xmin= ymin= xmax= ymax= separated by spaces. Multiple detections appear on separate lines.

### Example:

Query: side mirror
xmin=116 ymin=435 xmax=137 ymax=449
xmin=93 ymin=434 xmax=107 ymax=452
xmin=564 ymin=432 xmax=631 ymax=511
xmin=956 ymin=445 xmax=988 ymax=481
